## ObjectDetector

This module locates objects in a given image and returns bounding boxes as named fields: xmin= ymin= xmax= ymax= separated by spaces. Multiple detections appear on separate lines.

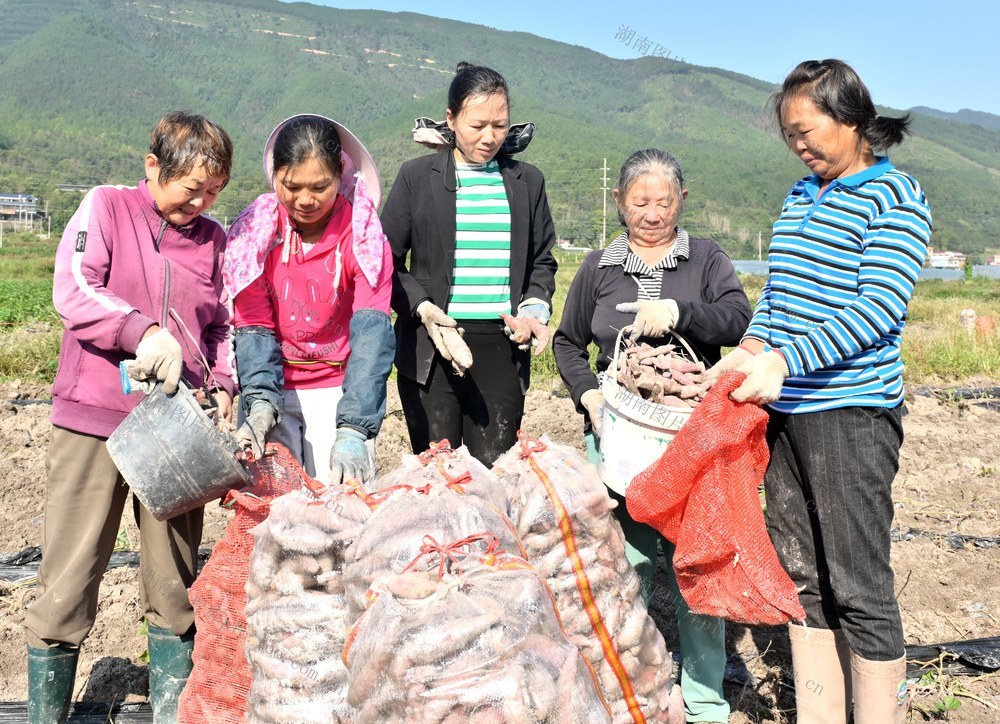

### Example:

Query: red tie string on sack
xmin=417 ymin=439 xmax=455 ymax=463
xmin=350 ymin=480 xmax=417 ymax=509
xmin=344 ymin=532 xmax=505 ymax=666
xmin=515 ymin=430 xmax=645 ymax=724
xmin=416 ymin=439 xmax=474 ymax=491
xmin=401 ymin=533 xmax=503 ymax=580
xmin=437 ymin=463 xmax=473 ymax=491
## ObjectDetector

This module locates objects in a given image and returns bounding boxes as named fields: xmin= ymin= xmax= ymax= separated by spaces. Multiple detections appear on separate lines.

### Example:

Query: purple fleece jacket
xmin=51 ymin=180 xmax=235 ymax=438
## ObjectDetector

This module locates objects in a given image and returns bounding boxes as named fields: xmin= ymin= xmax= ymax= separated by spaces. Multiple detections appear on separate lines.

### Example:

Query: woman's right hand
xmin=704 ymin=344 xmax=755 ymax=385
xmin=236 ymin=401 xmax=278 ymax=461
xmin=581 ymin=389 xmax=606 ymax=438
xmin=416 ymin=301 xmax=473 ymax=375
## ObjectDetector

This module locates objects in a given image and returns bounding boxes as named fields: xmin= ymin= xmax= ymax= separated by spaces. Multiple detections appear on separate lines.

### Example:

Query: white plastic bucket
xmin=596 ymin=329 xmax=700 ymax=495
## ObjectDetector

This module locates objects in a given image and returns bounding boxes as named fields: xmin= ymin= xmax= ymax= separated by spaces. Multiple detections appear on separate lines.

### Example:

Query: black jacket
xmin=553 ymin=236 xmax=751 ymax=413
xmin=381 ymin=148 xmax=558 ymax=389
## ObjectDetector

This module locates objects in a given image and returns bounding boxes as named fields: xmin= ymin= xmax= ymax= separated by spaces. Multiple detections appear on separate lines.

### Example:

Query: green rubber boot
xmin=27 ymin=645 xmax=78 ymax=724
xmin=147 ymin=625 xmax=195 ymax=723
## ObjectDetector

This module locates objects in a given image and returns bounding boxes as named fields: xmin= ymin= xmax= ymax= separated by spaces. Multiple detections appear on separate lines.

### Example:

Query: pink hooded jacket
xmin=51 ymin=180 xmax=235 ymax=438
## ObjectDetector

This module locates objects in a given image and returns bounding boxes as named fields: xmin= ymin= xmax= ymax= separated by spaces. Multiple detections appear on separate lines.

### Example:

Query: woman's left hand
xmin=194 ymin=387 xmax=234 ymax=424
xmin=213 ymin=390 xmax=233 ymax=424
xmin=616 ymin=299 xmax=679 ymax=340
xmin=329 ymin=428 xmax=372 ymax=485
xmin=500 ymin=312 xmax=551 ymax=355
xmin=730 ymin=351 xmax=788 ymax=404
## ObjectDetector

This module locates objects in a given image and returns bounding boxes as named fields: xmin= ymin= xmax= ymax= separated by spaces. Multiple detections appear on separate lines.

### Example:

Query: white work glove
xmin=500 ymin=303 xmax=551 ymax=355
xmin=328 ymin=428 xmax=372 ymax=486
xmin=417 ymin=301 xmax=474 ymax=375
xmin=236 ymin=401 xmax=278 ymax=461
xmin=581 ymin=388 xmax=606 ymax=438
xmin=616 ymin=299 xmax=679 ymax=341
xmin=703 ymin=346 xmax=754 ymax=385
xmin=125 ymin=328 xmax=183 ymax=394
xmin=730 ymin=351 xmax=789 ymax=405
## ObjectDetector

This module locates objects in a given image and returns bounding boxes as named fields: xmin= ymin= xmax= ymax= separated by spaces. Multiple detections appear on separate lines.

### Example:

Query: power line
xmin=601 ymin=157 xmax=609 ymax=248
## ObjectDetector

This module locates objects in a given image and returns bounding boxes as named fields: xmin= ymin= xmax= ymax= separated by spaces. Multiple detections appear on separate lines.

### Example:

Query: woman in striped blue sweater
xmin=708 ymin=59 xmax=931 ymax=724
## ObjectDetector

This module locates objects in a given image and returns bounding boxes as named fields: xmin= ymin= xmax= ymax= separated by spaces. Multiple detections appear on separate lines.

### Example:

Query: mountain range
xmin=1 ymin=0 xmax=999 ymax=259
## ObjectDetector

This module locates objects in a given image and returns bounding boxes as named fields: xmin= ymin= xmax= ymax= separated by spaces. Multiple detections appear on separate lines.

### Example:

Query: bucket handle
xmin=611 ymin=326 xmax=703 ymax=380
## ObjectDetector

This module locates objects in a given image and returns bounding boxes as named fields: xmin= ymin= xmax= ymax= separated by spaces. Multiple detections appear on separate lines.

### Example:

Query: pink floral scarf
xmin=223 ymin=172 xmax=385 ymax=298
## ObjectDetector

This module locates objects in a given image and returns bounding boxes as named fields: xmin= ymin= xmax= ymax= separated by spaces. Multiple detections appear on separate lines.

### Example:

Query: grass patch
xmin=0 ymin=236 xmax=58 ymax=281
xmin=0 ymin=323 xmax=61 ymax=382
xmin=0 ymin=280 xmax=58 ymax=325
xmin=2 ymin=245 xmax=1000 ymax=386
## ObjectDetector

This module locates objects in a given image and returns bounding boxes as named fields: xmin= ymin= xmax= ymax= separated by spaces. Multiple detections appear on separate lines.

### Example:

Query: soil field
xmin=1 ymin=379 xmax=998 ymax=722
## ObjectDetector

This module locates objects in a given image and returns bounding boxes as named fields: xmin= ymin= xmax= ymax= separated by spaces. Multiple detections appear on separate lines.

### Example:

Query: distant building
xmin=56 ymin=183 xmax=93 ymax=193
xmin=925 ymin=248 xmax=966 ymax=269
xmin=985 ymin=253 xmax=1000 ymax=267
xmin=0 ymin=193 xmax=38 ymax=219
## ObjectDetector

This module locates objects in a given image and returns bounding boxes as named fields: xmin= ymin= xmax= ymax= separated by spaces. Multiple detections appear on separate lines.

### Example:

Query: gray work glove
xmin=416 ymin=301 xmax=473 ymax=375
xmin=581 ymin=388 xmax=606 ymax=439
xmin=616 ymin=299 xmax=680 ymax=341
xmin=328 ymin=427 xmax=372 ymax=486
xmin=124 ymin=328 xmax=183 ymax=394
xmin=501 ymin=302 xmax=552 ymax=355
xmin=236 ymin=401 xmax=278 ymax=461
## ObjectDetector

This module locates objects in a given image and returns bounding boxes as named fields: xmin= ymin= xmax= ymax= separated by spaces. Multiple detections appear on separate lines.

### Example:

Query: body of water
xmin=732 ymin=261 xmax=1000 ymax=281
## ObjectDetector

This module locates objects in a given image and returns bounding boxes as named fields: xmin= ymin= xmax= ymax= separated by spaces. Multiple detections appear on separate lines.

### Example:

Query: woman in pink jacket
xmin=25 ymin=111 xmax=235 ymax=723
xmin=224 ymin=115 xmax=394 ymax=485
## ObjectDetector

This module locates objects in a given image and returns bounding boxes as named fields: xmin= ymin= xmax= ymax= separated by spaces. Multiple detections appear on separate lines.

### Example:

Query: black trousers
xmin=764 ymin=404 xmax=906 ymax=660
xmin=397 ymin=322 xmax=526 ymax=467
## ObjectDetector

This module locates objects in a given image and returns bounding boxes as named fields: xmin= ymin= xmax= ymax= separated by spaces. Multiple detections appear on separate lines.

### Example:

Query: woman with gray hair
xmin=553 ymin=148 xmax=751 ymax=723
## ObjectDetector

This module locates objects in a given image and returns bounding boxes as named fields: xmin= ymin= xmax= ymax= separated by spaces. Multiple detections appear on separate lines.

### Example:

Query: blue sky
xmin=282 ymin=0 xmax=999 ymax=116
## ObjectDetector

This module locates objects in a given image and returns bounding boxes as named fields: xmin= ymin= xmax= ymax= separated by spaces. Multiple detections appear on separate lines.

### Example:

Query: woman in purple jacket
xmin=24 ymin=111 xmax=235 ymax=723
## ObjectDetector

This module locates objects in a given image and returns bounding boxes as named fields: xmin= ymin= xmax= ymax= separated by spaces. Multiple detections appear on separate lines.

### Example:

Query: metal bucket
xmin=106 ymin=382 xmax=248 ymax=520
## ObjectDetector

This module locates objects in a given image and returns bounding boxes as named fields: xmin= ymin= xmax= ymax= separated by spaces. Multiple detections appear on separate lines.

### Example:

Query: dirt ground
xmin=1 ymin=378 xmax=998 ymax=722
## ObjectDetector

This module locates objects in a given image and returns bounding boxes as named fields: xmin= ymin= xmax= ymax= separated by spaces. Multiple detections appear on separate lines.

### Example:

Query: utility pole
xmin=757 ymin=231 xmax=762 ymax=261
xmin=601 ymin=157 xmax=609 ymax=247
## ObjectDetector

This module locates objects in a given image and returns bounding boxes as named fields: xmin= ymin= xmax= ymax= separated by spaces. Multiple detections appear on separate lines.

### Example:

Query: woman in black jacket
xmin=381 ymin=62 xmax=557 ymax=466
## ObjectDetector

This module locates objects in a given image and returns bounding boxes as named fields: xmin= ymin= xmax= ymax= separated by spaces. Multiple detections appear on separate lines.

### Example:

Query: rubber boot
xmin=788 ymin=624 xmax=852 ymax=724
xmin=27 ymin=645 xmax=78 ymax=724
xmin=147 ymin=625 xmax=195 ymax=723
xmin=850 ymin=652 xmax=908 ymax=724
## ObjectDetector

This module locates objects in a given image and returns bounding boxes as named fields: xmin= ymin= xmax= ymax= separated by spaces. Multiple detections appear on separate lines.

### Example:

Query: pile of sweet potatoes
xmin=614 ymin=339 xmax=708 ymax=407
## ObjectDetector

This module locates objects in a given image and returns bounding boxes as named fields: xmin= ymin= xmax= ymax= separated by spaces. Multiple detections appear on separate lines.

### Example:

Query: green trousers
xmin=587 ymin=433 xmax=730 ymax=723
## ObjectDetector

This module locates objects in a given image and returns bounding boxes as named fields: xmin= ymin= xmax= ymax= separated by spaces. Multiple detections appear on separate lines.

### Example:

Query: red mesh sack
xmin=179 ymin=444 xmax=321 ymax=723
xmin=626 ymin=372 xmax=805 ymax=625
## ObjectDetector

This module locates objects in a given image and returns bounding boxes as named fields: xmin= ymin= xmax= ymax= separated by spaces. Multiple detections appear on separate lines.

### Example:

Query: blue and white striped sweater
xmin=745 ymin=158 xmax=932 ymax=413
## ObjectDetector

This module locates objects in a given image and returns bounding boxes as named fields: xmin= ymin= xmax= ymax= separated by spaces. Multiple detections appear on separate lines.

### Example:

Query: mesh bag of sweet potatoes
xmin=626 ymin=371 xmax=805 ymax=625
xmin=495 ymin=433 xmax=675 ymax=723
xmin=343 ymin=536 xmax=612 ymax=722
xmin=242 ymin=448 xmax=519 ymax=723
xmin=178 ymin=444 xmax=314 ymax=723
